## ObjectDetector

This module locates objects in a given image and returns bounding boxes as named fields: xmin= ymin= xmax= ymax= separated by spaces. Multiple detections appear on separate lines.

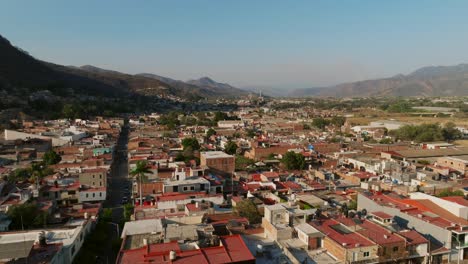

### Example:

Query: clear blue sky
xmin=2 ymin=0 xmax=468 ymax=89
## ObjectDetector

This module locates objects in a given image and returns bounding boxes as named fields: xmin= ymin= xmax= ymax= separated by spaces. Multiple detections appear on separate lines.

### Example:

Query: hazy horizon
xmin=3 ymin=0 xmax=468 ymax=90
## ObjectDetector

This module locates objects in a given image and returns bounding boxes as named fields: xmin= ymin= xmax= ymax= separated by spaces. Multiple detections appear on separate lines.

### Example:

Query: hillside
xmin=290 ymin=64 xmax=468 ymax=97
xmin=0 ymin=34 xmax=247 ymax=103
xmin=138 ymin=74 xmax=249 ymax=97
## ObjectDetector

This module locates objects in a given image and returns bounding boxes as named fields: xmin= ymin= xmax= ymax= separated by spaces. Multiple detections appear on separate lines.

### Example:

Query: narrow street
xmin=98 ymin=123 xmax=130 ymax=264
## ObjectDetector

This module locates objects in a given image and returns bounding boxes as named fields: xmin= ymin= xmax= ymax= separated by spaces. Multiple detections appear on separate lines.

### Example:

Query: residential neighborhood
xmin=0 ymin=98 xmax=466 ymax=264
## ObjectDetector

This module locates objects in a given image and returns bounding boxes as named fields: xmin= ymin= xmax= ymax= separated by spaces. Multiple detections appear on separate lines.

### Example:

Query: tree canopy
xmin=390 ymin=122 xmax=462 ymax=142
xmin=181 ymin=137 xmax=200 ymax=150
xmin=436 ymin=189 xmax=464 ymax=197
xmin=234 ymin=199 xmax=262 ymax=224
xmin=206 ymin=128 xmax=217 ymax=138
xmin=7 ymin=203 xmax=47 ymax=230
xmin=311 ymin=118 xmax=330 ymax=130
xmin=43 ymin=150 xmax=62 ymax=165
xmin=224 ymin=140 xmax=238 ymax=155
xmin=282 ymin=151 xmax=305 ymax=170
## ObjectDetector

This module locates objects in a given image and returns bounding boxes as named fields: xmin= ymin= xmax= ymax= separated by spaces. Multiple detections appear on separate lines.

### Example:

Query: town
xmin=0 ymin=96 xmax=466 ymax=264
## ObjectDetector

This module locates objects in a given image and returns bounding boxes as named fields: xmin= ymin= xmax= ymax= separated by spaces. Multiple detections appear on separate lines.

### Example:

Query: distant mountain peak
xmin=290 ymin=63 xmax=468 ymax=98
xmin=187 ymin=77 xmax=237 ymax=91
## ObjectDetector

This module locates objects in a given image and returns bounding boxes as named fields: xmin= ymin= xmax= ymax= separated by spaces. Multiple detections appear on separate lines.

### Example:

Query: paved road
xmin=97 ymin=124 xmax=130 ymax=264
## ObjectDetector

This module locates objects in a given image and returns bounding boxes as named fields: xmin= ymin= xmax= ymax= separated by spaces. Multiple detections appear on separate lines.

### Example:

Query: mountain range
xmin=0 ymin=34 xmax=247 ymax=103
xmin=289 ymin=64 xmax=468 ymax=97
xmin=2 ymin=33 xmax=468 ymax=103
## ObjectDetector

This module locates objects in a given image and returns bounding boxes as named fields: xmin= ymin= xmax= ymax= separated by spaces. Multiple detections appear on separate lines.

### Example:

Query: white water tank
xmin=169 ymin=250 xmax=176 ymax=260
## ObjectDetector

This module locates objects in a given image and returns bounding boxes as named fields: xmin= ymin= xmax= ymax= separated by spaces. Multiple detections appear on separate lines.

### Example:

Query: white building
xmin=0 ymin=219 xmax=94 ymax=263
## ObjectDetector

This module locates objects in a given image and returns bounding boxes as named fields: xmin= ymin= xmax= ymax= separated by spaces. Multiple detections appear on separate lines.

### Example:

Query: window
xmin=190 ymin=186 xmax=195 ymax=190
xmin=99 ymin=192 xmax=102 ymax=197
xmin=93 ymin=193 xmax=95 ymax=198
xmin=393 ymin=246 xmax=398 ymax=252
xmin=99 ymin=175 xmax=102 ymax=179
xmin=363 ymin=252 xmax=370 ymax=257
xmin=183 ymin=187 xmax=188 ymax=191
xmin=93 ymin=175 xmax=95 ymax=178
xmin=86 ymin=193 xmax=89 ymax=198
xmin=100 ymin=182 xmax=102 ymax=186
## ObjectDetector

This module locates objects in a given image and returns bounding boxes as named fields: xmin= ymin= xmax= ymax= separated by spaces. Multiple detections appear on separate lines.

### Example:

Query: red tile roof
xmin=371 ymin=211 xmax=393 ymax=220
xmin=441 ymin=196 xmax=468 ymax=207
xmin=397 ymin=230 xmax=428 ymax=246
xmin=310 ymin=219 xmax=375 ymax=249
xmin=186 ymin=203 xmax=203 ymax=212
xmin=117 ymin=234 xmax=254 ymax=264
xmin=261 ymin=171 xmax=279 ymax=178
xmin=338 ymin=218 xmax=404 ymax=245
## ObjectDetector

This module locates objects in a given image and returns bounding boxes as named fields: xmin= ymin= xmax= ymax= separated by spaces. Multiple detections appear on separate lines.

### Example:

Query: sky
xmin=2 ymin=0 xmax=468 ymax=89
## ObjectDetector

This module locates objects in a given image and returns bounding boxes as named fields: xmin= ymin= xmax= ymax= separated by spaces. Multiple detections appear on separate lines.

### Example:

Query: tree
xmin=224 ymin=141 xmax=238 ymax=155
xmin=391 ymin=123 xmax=445 ymax=142
xmin=43 ymin=150 xmax=61 ymax=165
xmin=123 ymin=204 xmax=134 ymax=221
xmin=442 ymin=122 xmax=462 ymax=142
xmin=181 ymin=137 xmax=200 ymax=150
xmin=436 ymin=189 xmax=464 ymax=197
xmin=331 ymin=116 xmax=346 ymax=127
xmin=206 ymin=128 xmax=217 ymax=138
xmin=379 ymin=138 xmax=393 ymax=144
xmin=235 ymin=155 xmax=254 ymax=171
xmin=245 ymin=129 xmax=256 ymax=138
xmin=9 ymin=168 xmax=30 ymax=183
xmin=234 ymin=199 xmax=261 ymax=224
xmin=348 ymin=200 xmax=357 ymax=210
xmin=130 ymin=161 xmax=153 ymax=206
xmin=7 ymin=203 xmax=47 ymax=230
xmin=311 ymin=118 xmax=330 ymax=130
xmin=282 ymin=151 xmax=305 ymax=170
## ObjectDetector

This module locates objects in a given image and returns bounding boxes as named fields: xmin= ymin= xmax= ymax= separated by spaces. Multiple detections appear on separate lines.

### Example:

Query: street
xmin=98 ymin=124 xmax=130 ymax=264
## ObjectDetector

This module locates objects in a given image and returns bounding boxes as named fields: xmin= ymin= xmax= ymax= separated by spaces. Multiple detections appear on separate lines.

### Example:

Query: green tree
xmin=245 ymin=129 xmax=256 ymax=138
xmin=130 ymin=161 xmax=153 ymax=205
xmin=7 ymin=203 xmax=47 ymax=230
xmin=331 ymin=116 xmax=346 ymax=127
xmin=234 ymin=199 xmax=262 ymax=224
xmin=282 ymin=151 xmax=305 ymax=170
xmin=312 ymin=118 xmax=330 ymax=130
xmin=206 ymin=128 xmax=217 ymax=138
xmin=9 ymin=168 xmax=31 ymax=183
xmin=379 ymin=138 xmax=393 ymax=144
xmin=181 ymin=137 xmax=200 ymax=150
xmin=214 ymin=111 xmax=229 ymax=122
xmin=43 ymin=150 xmax=62 ymax=165
xmin=123 ymin=204 xmax=134 ymax=221
xmin=224 ymin=141 xmax=238 ymax=155
xmin=348 ymin=200 xmax=357 ymax=210
xmin=436 ymin=189 xmax=464 ymax=197
xmin=442 ymin=122 xmax=462 ymax=142
xmin=101 ymin=208 xmax=113 ymax=222
xmin=235 ymin=155 xmax=255 ymax=171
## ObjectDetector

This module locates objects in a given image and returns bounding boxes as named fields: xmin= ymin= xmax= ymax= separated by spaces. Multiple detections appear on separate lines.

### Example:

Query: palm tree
xmin=129 ymin=161 xmax=152 ymax=206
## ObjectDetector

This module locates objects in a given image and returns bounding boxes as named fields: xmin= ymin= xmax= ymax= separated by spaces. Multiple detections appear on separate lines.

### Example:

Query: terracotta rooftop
xmin=310 ymin=219 xmax=375 ymax=249
xmin=117 ymin=234 xmax=254 ymax=264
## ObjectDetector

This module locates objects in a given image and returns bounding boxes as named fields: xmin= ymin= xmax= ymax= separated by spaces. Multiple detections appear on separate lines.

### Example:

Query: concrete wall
xmin=357 ymin=194 xmax=452 ymax=248
xmin=79 ymin=171 xmax=106 ymax=188
xmin=156 ymin=196 xmax=224 ymax=210
xmin=5 ymin=129 xmax=69 ymax=146
xmin=79 ymin=190 xmax=106 ymax=202
xmin=409 ymin=192 xmax=468 ymax=219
